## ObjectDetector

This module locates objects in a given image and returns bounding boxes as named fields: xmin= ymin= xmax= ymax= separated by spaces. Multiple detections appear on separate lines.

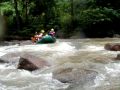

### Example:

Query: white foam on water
xmin=50 ymin=43 xmax=76 ymax=59
xmin=105 ymin=63 xmax=120 ymax=77
xmin=53 ymin=42 xmax=75 ymax=52
xmin=19 ymin=44 xmax=51 ymax=52
xmin=0 ymin=42 xmax=76 ymax=65
xmin=20 ymin=42 xmax=76 ymax=52
xmin=0 ymin=52 xmax=6 ymax=57
xmin=0 ymin=46 xmax=8 ymax=57
xmin=0 ymin=70 xmax=69 ymax=90
xmin=90 ymin=62 xmax=120 ymax=89
xmin=0 ymin=45 xmax=20 ymax=58
xmin=0 ymin=42 xmax=75 ymax=54
xmin=92 ymin=74 xmax=109 ymax=87
xmin=0 ymin=63 xmax=16 ymax=69
xmin=85 ymin=45 xmax=104 ymax=51
xmin=16 ymin=42 xmax=76 ymax=60
xmin=2 ymin=40 xmax=120 ymax=90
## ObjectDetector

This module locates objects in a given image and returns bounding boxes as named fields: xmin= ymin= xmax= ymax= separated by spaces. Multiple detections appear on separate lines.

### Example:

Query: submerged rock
xmin=0 ymin=59 xmax=8 ymax=63
xmin=91 ymin=57 xmax=111 ymax=64
xmin=53 ymin=67 xmax=98 ymax=84
xmin=114 ymin=54 xmax=120 ymax=60
xmin=104 ymin=43 xmax=120 ymax=51
xmin=17 ymin=54 xmax=50 ymax=71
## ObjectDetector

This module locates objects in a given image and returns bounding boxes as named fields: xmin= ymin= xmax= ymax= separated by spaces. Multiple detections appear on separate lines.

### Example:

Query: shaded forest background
xmin=0 ymin=0 xmax=120 ymax=39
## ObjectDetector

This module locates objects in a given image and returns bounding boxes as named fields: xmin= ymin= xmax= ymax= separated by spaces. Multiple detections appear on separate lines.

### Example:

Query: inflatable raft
xmin=36 ymin=35 xmax=56 ymax=44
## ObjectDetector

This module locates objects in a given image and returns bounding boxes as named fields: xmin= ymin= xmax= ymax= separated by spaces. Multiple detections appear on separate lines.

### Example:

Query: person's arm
xmin=38 ymin=33 xmax=43 ymax=38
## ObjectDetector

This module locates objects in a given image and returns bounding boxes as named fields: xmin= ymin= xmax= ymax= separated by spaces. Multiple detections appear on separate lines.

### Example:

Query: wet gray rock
xmin=114 ymin=54 xmax=120 ymax=60
xmin=18 ymin=57 xmax=38 ymax=71
xmin=17 ymin=54 xmax=50 ymax=71
xmin=104 ymin=43 xmax=120 ymax=51
xmin=91 ymin=55 xmax=113 ymax=64
xmin=53 ymin=67 xmax=98 ymax=84
xmin=0 ymin=59 xmax=8 ymax=63
xmin=0 ymin=52 xmax=50 ymax=71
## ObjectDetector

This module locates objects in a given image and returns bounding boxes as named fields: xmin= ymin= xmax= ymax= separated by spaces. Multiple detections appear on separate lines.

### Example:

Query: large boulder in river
xmin=104 ymin=43 xmax=120 ymax=51
xmin=17 ymin=54 xmax=50 ymax=71
xmin=53 ymin=67 xmax=98 ymax=84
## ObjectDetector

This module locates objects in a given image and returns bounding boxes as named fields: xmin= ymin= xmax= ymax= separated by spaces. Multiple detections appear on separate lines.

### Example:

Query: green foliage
xmin=0 ymin=2 xmax=14 ymax=15
xmin=1 ymin=0 xmax=120 ymax=38
xmin=79 ymin=7 xmax=120 ymax=37
xmin=95 ymin=0 xmax=120 ymax=9
xmin=79 ymin=8 xmax=113 ymax=26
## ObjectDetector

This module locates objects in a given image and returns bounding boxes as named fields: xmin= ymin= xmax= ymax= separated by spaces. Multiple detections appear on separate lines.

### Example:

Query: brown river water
xmin=0 ymin=38 xmax=120 ymax=90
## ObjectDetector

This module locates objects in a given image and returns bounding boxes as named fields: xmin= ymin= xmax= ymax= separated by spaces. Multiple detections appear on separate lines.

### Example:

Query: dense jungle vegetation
xmin=0 ymin=0 xmax=120 ymax=39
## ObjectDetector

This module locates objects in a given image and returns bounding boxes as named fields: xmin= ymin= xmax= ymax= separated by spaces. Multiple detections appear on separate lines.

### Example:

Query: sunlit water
xmin=0 ymin=38 xmax=120 ymax=90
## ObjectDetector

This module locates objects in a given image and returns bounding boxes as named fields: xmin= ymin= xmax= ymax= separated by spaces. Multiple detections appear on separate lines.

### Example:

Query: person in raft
xmin=31 ymin=30 xmax=45 ymax=43
xmin=48 ymin=28 xmax=55 ymax=37
xmin=37 ymin=30 xmax=45 ymax=40
xmin=31 ymin=32 xmax=38 ymax=43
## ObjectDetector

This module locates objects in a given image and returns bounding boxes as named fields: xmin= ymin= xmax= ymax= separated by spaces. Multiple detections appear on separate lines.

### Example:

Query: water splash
xmin=0 ymin=39 xmax=120 ymax=90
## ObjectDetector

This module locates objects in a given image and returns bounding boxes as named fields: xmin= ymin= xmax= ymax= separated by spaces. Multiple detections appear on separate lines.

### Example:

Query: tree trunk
xmin=0 ymin=15 xmax=6 ymax=40
xmin=25 ymin=0 xmax=29 ymax=23
xmin=70 ymin=0 xmax=74 ymax=31
xmin=22 ymin=0 xmax=29 ymax=23
xmin=13 ymin=0 xmax=21 ymax=30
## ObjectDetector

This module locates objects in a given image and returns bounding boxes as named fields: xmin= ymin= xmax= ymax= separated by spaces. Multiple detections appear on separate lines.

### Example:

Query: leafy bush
xmin=77 ymin=7 xmax=120 ymax=37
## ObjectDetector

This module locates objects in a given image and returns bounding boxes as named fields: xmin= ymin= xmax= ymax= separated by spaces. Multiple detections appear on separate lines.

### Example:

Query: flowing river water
xmin=0 ymin=38 xmax=120 ymax=90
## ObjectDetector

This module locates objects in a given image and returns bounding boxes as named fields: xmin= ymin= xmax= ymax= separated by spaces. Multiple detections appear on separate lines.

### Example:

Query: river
xmin=0 ymin=38 xmax=120 ymax=90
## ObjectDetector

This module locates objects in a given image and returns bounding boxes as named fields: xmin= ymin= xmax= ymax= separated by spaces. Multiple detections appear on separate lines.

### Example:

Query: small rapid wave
xmin=0 ymin=39 xmax=120 ymax=90
xmin=0 ymin=41 xmax=74 ymax=90
xmin=87 ymin=62 xmax=120 ymax=90
xmin=0 ymin=66 xmax=69 ymax=90
xmin=0 ymin=72 xmax=69 ymax=90
xmin=0 ymin=42 xmax=76 ymax=57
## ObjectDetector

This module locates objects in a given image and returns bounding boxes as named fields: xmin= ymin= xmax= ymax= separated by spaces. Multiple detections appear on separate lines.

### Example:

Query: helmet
xmin=51 ymin=28 xmax=54 ymax=31
xmin=41 ymin=30 xmax=45 ymax=33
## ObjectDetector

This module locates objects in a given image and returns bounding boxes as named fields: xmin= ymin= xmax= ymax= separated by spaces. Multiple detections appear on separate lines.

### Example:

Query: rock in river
xmin=17 ymin=54 xmax=50 ymax=71
xmin=53 ymin=67 xmax=98 ymax=84
xmin=114 ymin=54 xmax=120 ymax=60
xmin=104 ymin=43 xmax=120 ymax=51
xmin=0 ymin=59 xmax=8 ymax=63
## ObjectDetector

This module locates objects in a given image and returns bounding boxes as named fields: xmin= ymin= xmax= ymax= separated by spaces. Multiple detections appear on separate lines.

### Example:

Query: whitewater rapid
xmin=0 ymin=39 xmax=120 ymax=90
